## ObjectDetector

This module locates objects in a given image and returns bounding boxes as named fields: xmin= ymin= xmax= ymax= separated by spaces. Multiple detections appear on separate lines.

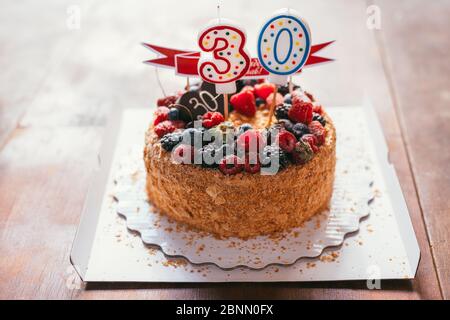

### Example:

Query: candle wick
xmin=217 ymin=4 xmax=221 ymax=22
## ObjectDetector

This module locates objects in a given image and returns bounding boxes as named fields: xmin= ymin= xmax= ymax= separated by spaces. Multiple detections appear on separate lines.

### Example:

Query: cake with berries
xmin=144 ymin=80 xmax=336 ymax=238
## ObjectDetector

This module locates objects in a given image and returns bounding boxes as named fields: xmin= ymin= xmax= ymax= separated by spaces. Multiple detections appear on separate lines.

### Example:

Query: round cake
xmin=144 ymin=81 xmax=336 ymax=238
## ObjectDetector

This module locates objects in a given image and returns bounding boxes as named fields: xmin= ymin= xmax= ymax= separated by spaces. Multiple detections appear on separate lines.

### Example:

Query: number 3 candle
xmin=198 ymin=18 xmax=251 ymax=119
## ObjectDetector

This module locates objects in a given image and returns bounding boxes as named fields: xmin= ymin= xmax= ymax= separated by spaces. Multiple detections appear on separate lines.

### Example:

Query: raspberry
xmin=288 ymin=100 xmax=313 ymax=124
xmin=301 ymin=134 xmax=319 ymax=153
xmin=254 ymin=82 xmax=275 ymax=100
xmin=275 ymin=103 xmax=291 ymax=120
xmin=244 ymin=153 xmax=261 ymax=174
xmin=236 ymin=129 xmax=264 ymax=153
xmin=230 ymin=90 xmax=256 ymax=117
xmin=172 ymin=144 xmax=195 ymax=164
xmin=275 ymin=130 xmax=297 ymax=153
xmin=219 ymin=155 xmax=244 ymax=175
xmin=308 ymin=121 xmax=326 ymax=145
xmin=154 ymin=120 xmax=176 ymax=138
xmin=292 ymin=140 xmax=314 ymax=164
xmin=160 ymin=132 xmax=183 ymax=151
xmin=265 ymin=92 xmax=284 ymax=107
xmin=313 ymin=104 xmax=324 ymax=115
xmin=153 ymin=106 xmax=170 ymax=126
xmin=157 ymin=95 xmax=177 ymax=107
xmin=202 ymin=111 xmax=224 ymax=129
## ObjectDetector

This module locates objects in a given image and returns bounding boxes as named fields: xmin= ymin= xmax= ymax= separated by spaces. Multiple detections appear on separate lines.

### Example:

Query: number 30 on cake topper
xmin=197 ymin=19 xmax=251 ymax=94
xmin=257 ymin=8 xmax=311 ymax=85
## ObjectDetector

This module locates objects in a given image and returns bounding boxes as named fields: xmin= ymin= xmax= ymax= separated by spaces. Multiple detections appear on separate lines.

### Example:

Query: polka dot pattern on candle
xmin=257 ymin=14 xmax=311 ymax=76
xmin=198 ymin=24 xmax=250 ymax=85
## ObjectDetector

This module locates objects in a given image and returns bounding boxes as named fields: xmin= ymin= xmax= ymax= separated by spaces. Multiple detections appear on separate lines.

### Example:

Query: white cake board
xmin=70 ymin=105 xmax=420 ymax=282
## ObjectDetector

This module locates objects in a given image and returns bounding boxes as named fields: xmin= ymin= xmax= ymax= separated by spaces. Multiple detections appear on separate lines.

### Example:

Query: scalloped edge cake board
xmin=70 ymin=104 xmax=420 ymax=282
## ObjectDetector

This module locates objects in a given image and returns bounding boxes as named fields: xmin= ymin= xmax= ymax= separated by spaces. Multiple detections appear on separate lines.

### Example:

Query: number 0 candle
xmin=257 ymin=8 xmax=311 ymax=85
xmin=197 ymin=19 xmax=251 ymax=94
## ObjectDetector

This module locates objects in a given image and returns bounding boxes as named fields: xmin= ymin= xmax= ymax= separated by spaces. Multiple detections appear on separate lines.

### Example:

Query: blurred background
xmin=0 ymin=0 xmax=448 ymax=299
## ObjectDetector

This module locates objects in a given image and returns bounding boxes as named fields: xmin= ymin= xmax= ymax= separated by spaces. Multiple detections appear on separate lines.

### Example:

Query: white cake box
xmin=70 ymin=104 xmax=420 ymax=282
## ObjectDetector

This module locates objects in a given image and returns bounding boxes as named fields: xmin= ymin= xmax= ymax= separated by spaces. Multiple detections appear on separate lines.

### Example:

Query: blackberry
xmin=291 ymin=123 xmax=310 ymax=140
xmin=160 ymin=132 xmax=182 ymax=151
xmin=278 ymin=84 xmax=300 ymax=96
xmin=260 ymin=145 xmax=289 ymax=173
xmin=275 ymin=103 xmax=292 ymax=120
xmin=312 ymin=112 xmax=327 ymax=126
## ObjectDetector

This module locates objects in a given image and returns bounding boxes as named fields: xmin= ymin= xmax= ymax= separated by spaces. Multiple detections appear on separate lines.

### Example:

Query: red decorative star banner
xmin=142 ymin=41 xmax=334 ymax=78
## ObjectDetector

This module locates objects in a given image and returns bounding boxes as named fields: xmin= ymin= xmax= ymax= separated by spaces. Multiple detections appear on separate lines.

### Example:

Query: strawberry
xmin=153 ymin=106 xmax=169 ymax=126
xmin=202 ymin=111 xmax=224 ymax=129
xmin=230 ymin=90 xmax=256 ymax=117
xmin=308 ymin=121 xmax=326 ymax=145
xmin=301 ymin=134 xmax=319 ymax=153
xmin=265 ymin=92 xmax=284 ymax=107
xmin=288 ymin=100 xmax=313 ymax=124
xmin=254 ymin=82 xmax=276 ymax=100
xmin=157 ymin=95 xmax=177 ymax=107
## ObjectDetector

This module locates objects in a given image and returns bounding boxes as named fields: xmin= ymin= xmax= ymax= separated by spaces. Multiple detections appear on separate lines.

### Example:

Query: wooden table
xmin=0 ymin=0 xmax=448 ymax=299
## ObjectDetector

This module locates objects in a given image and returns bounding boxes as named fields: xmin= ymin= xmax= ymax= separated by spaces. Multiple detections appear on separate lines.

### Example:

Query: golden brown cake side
xmin=144 ymin=113 xmax=336 ymax=239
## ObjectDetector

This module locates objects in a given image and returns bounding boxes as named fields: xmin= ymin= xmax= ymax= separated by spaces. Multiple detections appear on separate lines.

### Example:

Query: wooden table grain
xmin=0 ymin=0 xmax=448 ymax=299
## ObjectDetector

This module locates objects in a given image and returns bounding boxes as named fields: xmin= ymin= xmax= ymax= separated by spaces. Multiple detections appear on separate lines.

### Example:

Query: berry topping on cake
xmin=153 ymin=106 xmax=170 ymax=126
xmin=277 ymin=119 xmax=294 ymax=132
xmin=260 ymin=145 xmax=289 ymax=172
xmin=202 ymin=111 xmax=225 ymax=129
xmin=219 ymin=155 xmax=244 ymax=175
xmin=154 ymin=120 xmax=176 ymax=138
xmin=160 ymin=132 xmax=183 ymax=151
xmin=291 ymin=140 xmax=314 ymax=164
xmin=283 ymin=93 xmax=292 ymax=104
xmin=157 ymin=95 xmax=177 ymax=107
xmin=168 ymin=107 xmax=179 ymax=121
xmin=313 ymin=104 xmax=324 ymax=115
xmin=308 ymin=120 xmax=326 ymax=145
xmin=254 ymin=82 xmax=275 ymax=100
xmin=301 ymin=134 xmax=319 ymax=153
xmin=230 ymin=90 xmax=257 ymax=117
xmin=275 ymin=130 xmax=297 ymax=153
xmin=255 ymin=98 xmax=265 ymax=107
xmin=275 ymin=103 xmax=292 ymax=120
xmin=288 ymin=100 xmax=313 ymax=124
xmin=265 ymin=92 xmax=284 ymax=107
xmin=291 ymin=122 xmax=310 ymax=140
xmin=312 ymin=112 xmax=326 ymax=126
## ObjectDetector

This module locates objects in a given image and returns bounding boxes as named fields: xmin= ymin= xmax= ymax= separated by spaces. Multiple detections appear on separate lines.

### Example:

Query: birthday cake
xmin=144 ymin=80 xmax=336 ymax=238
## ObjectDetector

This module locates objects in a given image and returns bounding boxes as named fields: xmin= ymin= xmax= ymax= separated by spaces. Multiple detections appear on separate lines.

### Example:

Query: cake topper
xmin=256 ymin=8 xmax=312 ymax=127
xmin=197 ymin=12 xmax=251 ymax=120
xmin=143 ymin=6 xmax=333 ymax=121
xmin=174 ymin=81 xmax=227 ymax=122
